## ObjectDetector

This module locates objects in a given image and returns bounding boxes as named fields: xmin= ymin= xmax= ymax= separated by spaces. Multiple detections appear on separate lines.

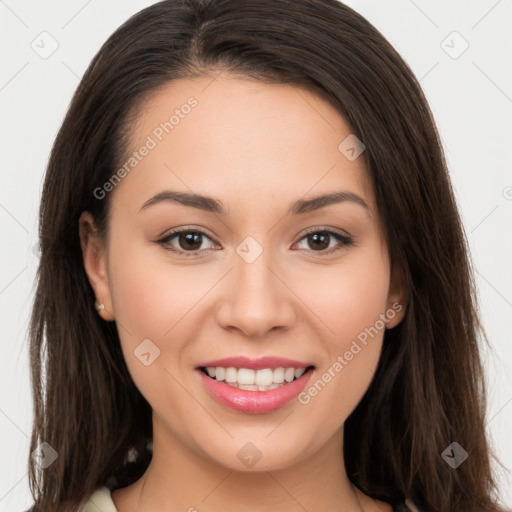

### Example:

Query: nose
xmin=216 ymin=247 xmax=297 ymax=339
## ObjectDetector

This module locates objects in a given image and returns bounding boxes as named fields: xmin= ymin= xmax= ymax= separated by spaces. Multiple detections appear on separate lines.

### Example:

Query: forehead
xmin=113 ymin=74 xmax=375 ymax=216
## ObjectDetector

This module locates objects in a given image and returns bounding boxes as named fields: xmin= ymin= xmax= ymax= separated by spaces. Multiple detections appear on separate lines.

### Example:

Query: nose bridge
xmin=216 ymin=236 xmax=296 ymax=337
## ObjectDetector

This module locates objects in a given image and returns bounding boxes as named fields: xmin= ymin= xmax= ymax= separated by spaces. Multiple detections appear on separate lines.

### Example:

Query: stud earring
xmin=95 ymin=302 xmax=105 ymax=312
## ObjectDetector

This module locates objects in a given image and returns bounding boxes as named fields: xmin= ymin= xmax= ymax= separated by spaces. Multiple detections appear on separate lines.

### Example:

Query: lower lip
xmin=197 ymin=368 xmax=314 ymax=414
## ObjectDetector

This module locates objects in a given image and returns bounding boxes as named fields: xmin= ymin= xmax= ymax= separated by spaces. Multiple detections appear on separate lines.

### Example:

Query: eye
xmin=156 ymin=228 xmax=219 ymax=256
xmin=293 ymin=228 xmax=354 ymax=254
xmin=156 ymin=226 xmax=354 ymax=257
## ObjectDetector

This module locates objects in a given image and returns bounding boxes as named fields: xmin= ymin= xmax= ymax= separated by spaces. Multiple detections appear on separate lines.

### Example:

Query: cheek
xmin=302 ymin=253 xmax=390 ymax=346
xmin=108 ymin=241 xmax=207 ymax=338
xmin=295 ymin=250 xmax=390 ymax=424
xmin=106 ymin=245 xmax=195 ymax=405
xmin=106 ymin=240 xmax=223 ymax=394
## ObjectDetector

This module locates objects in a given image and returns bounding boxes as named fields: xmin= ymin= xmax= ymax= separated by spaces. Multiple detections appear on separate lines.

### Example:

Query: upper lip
xmin=196 ymin=356 xmax=314 ymax=371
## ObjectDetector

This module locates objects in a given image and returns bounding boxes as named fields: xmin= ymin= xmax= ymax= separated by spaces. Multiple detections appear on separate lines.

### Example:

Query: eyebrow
xmin=139 ymin=189 xmax=369 ymax=215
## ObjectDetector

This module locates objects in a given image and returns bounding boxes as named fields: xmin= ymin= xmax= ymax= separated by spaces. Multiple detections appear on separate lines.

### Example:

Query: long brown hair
xmin=28 ymin=0 xmax=508 ymax=510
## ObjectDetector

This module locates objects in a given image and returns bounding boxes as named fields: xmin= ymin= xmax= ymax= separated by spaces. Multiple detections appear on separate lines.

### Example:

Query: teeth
xmin=273 ymin=367 xmax=285 ymax=383
xmin=204 ymin=366 xmax=309 ymax=387
xmin=255 ymin=368 xmax=273 ymax=386
xmin=215 ymin=367 xmax=225 ymax=381
xmin=238 ymin=384 xmax=259 ymax=391
xmin=294 ymin=368 xmax=306 ymax=379
xmin=238 ymin=368 xmax=255 ymax=385
xmin=225 ymin=382 xmax=277 ymax=391
xmin=225 ymin=367 xmax=237 ymax=383
xmin=284 ymin=368 xmax=295 ymax=382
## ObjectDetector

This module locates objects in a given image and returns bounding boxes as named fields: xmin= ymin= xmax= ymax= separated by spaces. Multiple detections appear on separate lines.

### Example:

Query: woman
xmin=27 ymin=0 xmax=508 ymax=511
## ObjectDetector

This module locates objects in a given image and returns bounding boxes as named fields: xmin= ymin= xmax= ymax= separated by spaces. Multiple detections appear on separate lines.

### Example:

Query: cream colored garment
xmin=405 ymin=499 xmax=421 ymax=512
xmin=80 ymin=485 xmax=421 ymax=512
xmin=80 ymin=486 xmax=118 ymax=512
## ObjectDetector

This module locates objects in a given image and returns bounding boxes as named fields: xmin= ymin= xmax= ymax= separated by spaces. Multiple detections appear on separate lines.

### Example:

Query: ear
xmin=78 ymin=211 xmax=115 ymax=321
xmin=385 ymin=259 xmax=408 ymax=329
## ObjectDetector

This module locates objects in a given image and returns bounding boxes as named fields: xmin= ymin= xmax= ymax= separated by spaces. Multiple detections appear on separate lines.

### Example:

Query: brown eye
xmin=306 ymin=232 xmax=330 ymax=251
xmin=157 ymin=229 xmax=218 ymax=256
xmin=157 ymin=227 xmax=353 ymax=257
xmin=295 ymin=229 xmax=354 ymax=254
xmin=176 ymin=231 xmax=203 ymax=251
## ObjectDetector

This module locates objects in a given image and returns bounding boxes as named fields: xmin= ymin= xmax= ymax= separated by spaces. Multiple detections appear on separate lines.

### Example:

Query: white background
xmin=0 ymin=0 xmax=511 ymax=510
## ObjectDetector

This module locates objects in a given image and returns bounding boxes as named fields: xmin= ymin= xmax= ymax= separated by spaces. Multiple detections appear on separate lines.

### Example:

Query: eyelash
xmin=156 ymin=226 xmax=354 ymax=257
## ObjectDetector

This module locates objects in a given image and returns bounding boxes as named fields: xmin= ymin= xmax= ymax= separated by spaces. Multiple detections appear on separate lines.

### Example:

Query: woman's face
xmin=81 ymin=74 xmax=406 ymax=472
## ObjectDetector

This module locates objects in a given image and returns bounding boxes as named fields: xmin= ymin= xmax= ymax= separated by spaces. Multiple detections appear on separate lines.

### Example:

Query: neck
xmin=112 ymin=414 xmax=374 ymax=512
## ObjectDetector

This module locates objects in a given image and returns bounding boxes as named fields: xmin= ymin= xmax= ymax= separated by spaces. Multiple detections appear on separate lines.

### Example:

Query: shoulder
xmin=80 ymin=486 xmax=118 ymax=512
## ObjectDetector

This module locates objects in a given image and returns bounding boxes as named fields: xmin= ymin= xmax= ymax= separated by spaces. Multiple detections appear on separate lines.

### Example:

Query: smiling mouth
xmin=199 ymin=365 xmax=315 ymax=391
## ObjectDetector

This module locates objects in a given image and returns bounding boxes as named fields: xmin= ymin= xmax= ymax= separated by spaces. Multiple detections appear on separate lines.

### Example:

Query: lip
xmin=196 ymin=365 xmax=315 ymax=414
xmin=195 ymin=356 xmax=312 ymax=370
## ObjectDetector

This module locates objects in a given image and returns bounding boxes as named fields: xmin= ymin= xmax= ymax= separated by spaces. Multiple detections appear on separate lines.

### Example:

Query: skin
xmin=80 ymin=73 xmax=408 ymax=512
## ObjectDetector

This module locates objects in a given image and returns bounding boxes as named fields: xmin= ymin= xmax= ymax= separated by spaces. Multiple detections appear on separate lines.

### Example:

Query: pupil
xmin=309 ymin=232 xmax=329 ymax=250
xmin=180 ymin=232 xmax=202 ymax=250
